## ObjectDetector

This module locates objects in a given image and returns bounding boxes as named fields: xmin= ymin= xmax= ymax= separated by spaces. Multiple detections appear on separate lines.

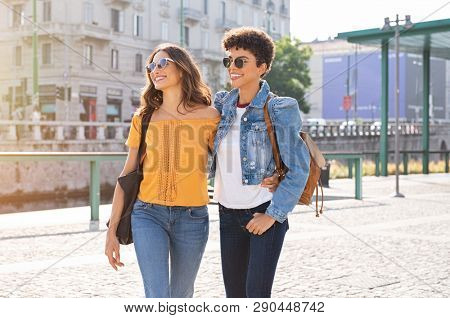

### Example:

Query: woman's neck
xmin=238 ymin=80 xmax=261 ymax=104
xmin=160 ymin=85 xmax=183 ymax=115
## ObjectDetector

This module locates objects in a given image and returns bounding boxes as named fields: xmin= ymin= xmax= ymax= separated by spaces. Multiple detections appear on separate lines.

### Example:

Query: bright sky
xmin=290 ymin=0 xmax=450 ymax=42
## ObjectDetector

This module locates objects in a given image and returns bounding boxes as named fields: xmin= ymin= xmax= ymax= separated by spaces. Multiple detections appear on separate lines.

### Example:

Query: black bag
xmin=106 ymin=111 xmax=153 ymax=245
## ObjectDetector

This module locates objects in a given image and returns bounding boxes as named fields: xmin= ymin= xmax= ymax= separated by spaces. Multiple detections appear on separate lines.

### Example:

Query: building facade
xmin=0 ymin=0 xmax=290 ymax=125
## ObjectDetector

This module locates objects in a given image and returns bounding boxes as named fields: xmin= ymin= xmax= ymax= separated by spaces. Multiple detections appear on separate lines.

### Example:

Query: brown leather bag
xmin=263 ymin=97 xmax=326 ymax=217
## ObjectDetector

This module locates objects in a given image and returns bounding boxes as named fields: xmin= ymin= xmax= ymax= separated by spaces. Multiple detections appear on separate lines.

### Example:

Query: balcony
xmin=75 ymin=23 xmax=113 ymax=43
xmin=266 ymin=0 xmax=275 ymax=12
xmin=10 ymin=22 xmax=66 ymax=42
xmin=191 ymin=49 xmax=224 ymax=62
xmin=215 ymin=18 xmax=239 ymax=31
xmin=103 ymin=0 xmax=132 ymax=7
xmin=179 ymin=7 xmax=204 ymax=24
xmin=160 ymin=0 xmax=170 ymax=7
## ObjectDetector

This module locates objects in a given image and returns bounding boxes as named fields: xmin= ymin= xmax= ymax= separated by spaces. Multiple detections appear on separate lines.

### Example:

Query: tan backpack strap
xmin=263 ymin=96 xmax=285 ymax=178
xmin=315 ymin=185 xmax=319 ymax=217
xmin=319 ymin=178 xmax=324 ymax=215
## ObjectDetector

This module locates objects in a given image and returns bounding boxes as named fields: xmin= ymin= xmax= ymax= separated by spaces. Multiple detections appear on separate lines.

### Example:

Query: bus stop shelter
xmin=337 ymin=18 xmax=450 ymax=176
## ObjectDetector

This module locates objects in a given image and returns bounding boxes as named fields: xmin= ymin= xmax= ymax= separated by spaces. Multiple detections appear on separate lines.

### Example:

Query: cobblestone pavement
xmin=0 ymin=173 xmax=449 ymax=298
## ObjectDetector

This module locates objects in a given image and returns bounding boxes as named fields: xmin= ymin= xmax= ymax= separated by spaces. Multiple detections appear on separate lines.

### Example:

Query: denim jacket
xmin=209 ymin=80 xmax=310 ymax=223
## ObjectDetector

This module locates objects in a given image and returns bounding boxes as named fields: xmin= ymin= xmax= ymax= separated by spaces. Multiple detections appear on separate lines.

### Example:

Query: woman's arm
xmin=264 ymin=97 xmax=310 ymax=223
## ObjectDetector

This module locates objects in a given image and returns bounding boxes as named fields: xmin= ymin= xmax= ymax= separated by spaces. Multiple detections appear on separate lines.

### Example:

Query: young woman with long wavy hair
xmin=105 ymin=44 xmax=220 ymax=298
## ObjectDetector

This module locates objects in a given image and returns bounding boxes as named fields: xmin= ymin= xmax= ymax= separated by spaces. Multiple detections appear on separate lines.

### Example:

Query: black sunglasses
xmin=223 ymin=56 xmax=249 ymax=69
xmin=146 ymin=57 xmax=175 ymax=72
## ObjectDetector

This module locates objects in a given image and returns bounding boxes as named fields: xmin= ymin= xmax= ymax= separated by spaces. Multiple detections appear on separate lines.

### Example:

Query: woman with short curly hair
xmin=210 ymin=27 xmax=311 ymax=298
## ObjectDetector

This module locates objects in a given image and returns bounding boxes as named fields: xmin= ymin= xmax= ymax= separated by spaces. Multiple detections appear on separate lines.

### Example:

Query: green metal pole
xmin=355 ymin=158 xmax=362 ymax=199
xmin=380 ymin=38 xmax=389 ymax=176
xmin=422 ymin=43 xmax=430 ymax=174
xmin=180 ymin=0 xmax=184 ymax=47
xmin=375 ymin=153 xmax=380 ymax=177
xmin=348 ymin=159 xmax=353 ymax=179
xmin=32 ymin=0 xmax=39 ymax=112
xmin=402 ymin=152 xmax=408 ymax=175
xmin=90 ymin=160 xmax=100 ymax=222
xmin=445 ymin=152 xmax=449 ymax=173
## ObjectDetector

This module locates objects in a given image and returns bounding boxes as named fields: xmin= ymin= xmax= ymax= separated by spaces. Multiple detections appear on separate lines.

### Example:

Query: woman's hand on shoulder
xmin=194 ymin=104 xmax=220 ymax=119
xmin=203 ymin=106 xmax=220 ymax=119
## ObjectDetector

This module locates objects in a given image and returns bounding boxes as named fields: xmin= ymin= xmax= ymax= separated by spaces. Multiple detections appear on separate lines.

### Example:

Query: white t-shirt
xmin=213 ymin=107 xmax=273 ymax=209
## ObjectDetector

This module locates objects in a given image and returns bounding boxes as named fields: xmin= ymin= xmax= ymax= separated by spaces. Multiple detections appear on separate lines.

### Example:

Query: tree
xmin=265 ymin=37 xmax=312 ymax=114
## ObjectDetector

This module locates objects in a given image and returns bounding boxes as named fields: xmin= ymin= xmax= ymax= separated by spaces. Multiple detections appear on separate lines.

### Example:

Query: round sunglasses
xmin=146 ymin=57 xmax=175 ymax=73
xmin=222 ymin=56 xmax=249 ymax=69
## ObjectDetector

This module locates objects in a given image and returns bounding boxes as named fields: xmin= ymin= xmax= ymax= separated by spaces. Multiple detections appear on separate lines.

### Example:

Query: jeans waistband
xmin=218 ymin=201 xmax=271 ymax=214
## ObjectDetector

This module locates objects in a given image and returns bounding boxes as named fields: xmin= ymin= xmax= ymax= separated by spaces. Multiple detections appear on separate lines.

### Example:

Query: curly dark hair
xmin=222 ymin=27 xmax=275 ymax=78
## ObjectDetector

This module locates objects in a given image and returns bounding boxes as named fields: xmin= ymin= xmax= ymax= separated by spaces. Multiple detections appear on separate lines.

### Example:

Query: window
xmin=161 ymin=22 xmax=169 ymax=40
xmin=14 ymin=46 xmax=22 ymax=66
xmin=281 ymin=20 xmax=285 ymax=35
xmin=237 ymin=6 xmax=243 ymax=25
xmin=135 ymin=53 xmax=143 ymax=72
xmin=221 ymin=1 xmax=226 ymax=23
xmin=11 ymin=5 xmax=24 ymax=28
xmin=201 ymin=65 xmax=208 ymax=81
xmin=270 ymin=16 xmax=276 ymax=32
xmin=252 ymin=11 xmax=258 ymax=27
xmin=203 ymin=0 xmax=208 ymax=14
xmin=133 ymin=14 xmax=143 ymax=37
xmin=83 ymin=2 xmax=93 ymax=24
xmin=111 ymin=9 xmax=124 ymax=32
xmin=42 ymin=43 xmax=52 ymax=65
xmin=83 ymin=45 xmax=93 ymax=65
xmin=201 ymin=31 xmax=209 ymax=49
xmin=280 ymin=0 xmax=288 ymax=15
xmin=184 ymin=26 xmax=190 ymax=47
xmin=43 ymin=1 xmax=51 ymax=22
xmin=111 ymin=49 xmax=119 ymax=69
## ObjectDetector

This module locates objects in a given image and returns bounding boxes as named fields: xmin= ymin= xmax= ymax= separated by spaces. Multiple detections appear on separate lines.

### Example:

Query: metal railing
xmin=324 ymin=152 xmax=363 ymax=199
xmin=362 ymin=150 xmax=450 ymax=176
xmin=0 ymin=152 xmax=127 ymax=228
xmin=1 ymin=150 xmax=446 ymax=224
xmin=1 ymin=121 xmax=444 ymax=142
xmin=0 ymin=151 xmax=364 ymax=226
xmin=303 ymin=122 xmax=428 ymax=138
xmin=0 ymin=120 xmax=130 ymax=142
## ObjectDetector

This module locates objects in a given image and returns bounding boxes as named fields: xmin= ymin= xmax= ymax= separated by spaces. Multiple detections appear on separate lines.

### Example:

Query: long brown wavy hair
xmin=135 ymin=43 xmax=212 ymax=118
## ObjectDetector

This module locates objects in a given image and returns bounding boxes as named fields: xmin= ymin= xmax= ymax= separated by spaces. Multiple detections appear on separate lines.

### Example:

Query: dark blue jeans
xmin=219 ymin=201 xmax=289 ymax=298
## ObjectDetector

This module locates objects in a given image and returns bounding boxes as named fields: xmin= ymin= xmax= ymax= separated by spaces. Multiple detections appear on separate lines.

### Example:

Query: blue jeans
xmin=219 ymin=201 xmax=289 ymax=298
xmin=131 ymin=199 xmax=209 ymax=298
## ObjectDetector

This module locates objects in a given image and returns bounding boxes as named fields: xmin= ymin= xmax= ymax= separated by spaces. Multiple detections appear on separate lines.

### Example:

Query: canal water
xmin=0 ymin=188 xmax=115 ymax=215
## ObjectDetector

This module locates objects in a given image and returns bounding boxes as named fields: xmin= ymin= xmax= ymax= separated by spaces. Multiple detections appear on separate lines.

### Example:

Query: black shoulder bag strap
xmin=137 ymin=110 xmax=154 ymax=177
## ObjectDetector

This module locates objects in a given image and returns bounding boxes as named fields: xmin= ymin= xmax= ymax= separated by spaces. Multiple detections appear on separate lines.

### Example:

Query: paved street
xmin=0 ymin=173 xmax=449 ymax=298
